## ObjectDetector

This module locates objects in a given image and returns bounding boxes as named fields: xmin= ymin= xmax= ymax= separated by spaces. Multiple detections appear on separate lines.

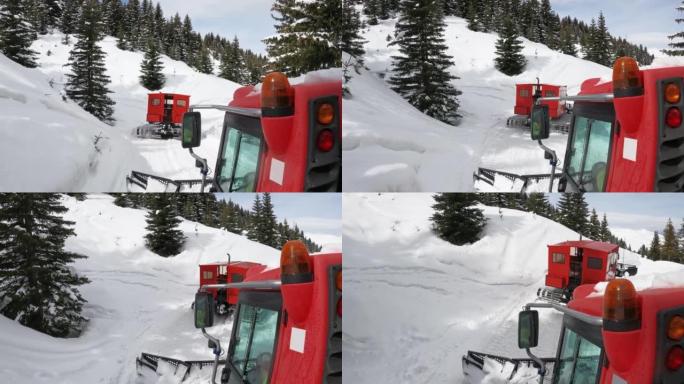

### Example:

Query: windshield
xmin=554 ymin=328 xmax=602 ymax=384
xmin=217 ymin=113 xmax=263 ymax=192
xmin=229 ymin=303 xmax=279 ymax=384
xmin=566 ymin=116 xmax=612 ymax=192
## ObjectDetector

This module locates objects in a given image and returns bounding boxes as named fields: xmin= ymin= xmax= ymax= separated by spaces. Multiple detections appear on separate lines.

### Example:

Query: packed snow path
xmin=0 ymin=195 xmax=280 ymax=383
xmin=342 ymin=193 xmax=684 ymax=383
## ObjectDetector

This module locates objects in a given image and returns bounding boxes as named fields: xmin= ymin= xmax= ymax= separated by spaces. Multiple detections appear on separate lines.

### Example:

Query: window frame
xmin=552 ymin=316 xmax=604 ymax=384
xmin=587 ymin=257 xmax=603 ymax=270
xmin=214 ymin=112 xmax=265 ymax=193
xmin=552 ymin=253 xmax=566 ymax=264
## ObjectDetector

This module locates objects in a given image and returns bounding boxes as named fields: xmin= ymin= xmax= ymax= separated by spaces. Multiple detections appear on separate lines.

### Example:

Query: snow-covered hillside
xmin=1 ymin=32 xmax=241 ymax=191
xmin=342 ymin=194 xmax=684 ymax=383
xmin=0 ymin=195 xmax=280 ymax=383
xmin=343 ymin=16 xmax=612 ymax=192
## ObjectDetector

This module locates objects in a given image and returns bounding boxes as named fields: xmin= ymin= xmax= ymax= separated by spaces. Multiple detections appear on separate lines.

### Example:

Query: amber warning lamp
xmin=603 ymin=279 xmax=641 ymax=332
xmin=280 ymin=240 xmax=313 ymax=284
xmin=261 ymin=72 xmax=295 ymax=117
xmin=613 ymin=57 xmax=644 ymax=98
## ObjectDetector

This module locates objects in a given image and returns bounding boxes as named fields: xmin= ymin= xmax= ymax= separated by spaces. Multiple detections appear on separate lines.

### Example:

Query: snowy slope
xmin=0 ymin=195 xmax=281 ymax=383
xmin=0 ymin=52 xmax=149 ymax=192
xmin=343 ymin=16 xmax=612 ymax=192
xmin=342 ymin=194 xmax=684 ymax=383
xmin=32 ymin=33 xmax=241 ymax=183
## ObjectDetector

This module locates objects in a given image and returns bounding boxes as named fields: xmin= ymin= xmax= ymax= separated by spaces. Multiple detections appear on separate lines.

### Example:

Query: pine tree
xmin=556 ymin=193 xmax=589 ymax=236
xmin=525 ymin=192 xmax=553 ymax=218
xmin=665 ymin=1 xmax=684 ymax=56
xmin=0 ymin=0 xmax=38 ymax=67
xmin=389 ymin=0 xmax=460 ymax=125
xmin=341 ymin=0 xmax=365 ymax=85
xmin=247 ymin=194 xmax=262 ymax=242
xmin=649 ymin=231 xmax=661 ymax=261
xmin=0 ymin=194 xmax=90 ymax=337
xmin=196 ymin=45 xmax=214 ymax=74
xmin=585 ymin=13 xmax=612 ymax=66
xmin=140 ymin=38 xmax=166 ymax=91
xmin=599 ymin=213 xmax=611 ymax=242
xmin=65 ymin=0 xmax=115 ymax=125
xmin=638 ymin=244 xmax=648 ymax=257
xmin=559 ymin=26 xmax=577 ymax=56
xmin=144 ymin=195 xmax=185 ymax=257
xmin=494 ymin=16 xmax=527 ymax=76
xmin=260 ymin=193 xmax=279 ymax=248
xmin=264 ymin=0 xmax=340 ymax=76
xmin=431 ymin=193 xmax=486 ymax=246
xmin=662 ymin=218 xmax=679 ymax=262
xmin=588 ymin=209 xmax=601 ymax=240
xmin=677 ymin=219 xmax=684 ymax=263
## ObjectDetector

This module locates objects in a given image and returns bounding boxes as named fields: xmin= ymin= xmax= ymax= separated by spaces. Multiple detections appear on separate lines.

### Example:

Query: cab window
xmin=567 ymin=116 xmax=612 ymax=192
xmin=217 ymin=113 xmax=263 ymax=192
xmin=554 ymin=328 xmax=602 ymax=384
xmin=229 ymin=304 xmax=279 ymax=384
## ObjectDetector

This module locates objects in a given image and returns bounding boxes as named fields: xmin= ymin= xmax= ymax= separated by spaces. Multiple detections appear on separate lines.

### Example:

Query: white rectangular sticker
xmin=290 ymin=327 xmax=306 ymax=353
xmin=270 ymin=158 xmax=285 ymax=185
xmin=623 ymin=138 xmax=637 ymax=162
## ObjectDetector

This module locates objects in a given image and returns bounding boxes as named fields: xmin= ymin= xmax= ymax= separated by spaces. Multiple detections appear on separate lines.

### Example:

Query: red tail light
xmin=317 ymin=129 xmax=335 ymax=152
xmin=666 ymin=107 xmax=682 ymax=128
xmin=666 ymin=346 xmax=684 ymax=371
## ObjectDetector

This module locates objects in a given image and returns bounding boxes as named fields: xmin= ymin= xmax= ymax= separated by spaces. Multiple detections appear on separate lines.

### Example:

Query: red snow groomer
xmin=537 ymin=240 xmax=637 ymax=303
xmin=198 ymin=260 xmax=264 ymax=315
xmin=137 ymin=240 xmax=342 ymax=384
xmin=127 ymin=71 xmax=342 ymax=193
xmin=135 ymin=93 xmax=190 ymax=139
xmin=476 ymin=56 xmax=684 ymax=192
xmin=507 ymin=81 xmax=571 ymax=133
xmin=463 ymin=279 xmax=684 ymax=383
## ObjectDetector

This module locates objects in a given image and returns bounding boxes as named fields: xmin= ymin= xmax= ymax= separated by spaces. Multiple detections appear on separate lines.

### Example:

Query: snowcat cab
xmin=198 ymin=260 xmax=265 ymax=315
xmin=135 ymin=93 xmax=190 ymax=139
xmin=537 ymin=240 xmax=637 ymax=303
xmin=476 ymin=56 xmax=684 ymax=192
xmin=508 ymin=81 xmax=571 ymax=133
xmin=463 ymin=279 xmax=684 ymax=384
xmin=127 ymin=72 xmax=342 ymax=193
xmin=136 ymin=240 xmax=342 ymax=383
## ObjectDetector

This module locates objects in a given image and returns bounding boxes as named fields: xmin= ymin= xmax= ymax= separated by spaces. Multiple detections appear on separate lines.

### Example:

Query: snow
xmin=0 ymin=194 xmax=281 ymax=383
xmin=342 ymin=193 xmax=684 ymax=383
xmin=344 ymin=16 xmax=613 ymax=191
xmin=0 ymin=31 xmax=243 ymax=191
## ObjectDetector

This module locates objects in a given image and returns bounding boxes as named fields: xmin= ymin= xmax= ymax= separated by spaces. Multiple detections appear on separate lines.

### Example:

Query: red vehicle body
xmin=515 ymin=83 xmax=567 ymax=119
xmin=199 ymin=261 xmax=264 ymax=312
xmin=545 ymin=240 xmax=619 ymax=291
xmin=552 ymin=281 xmax=684 ymax=383
xmin=211 ymin=242 xmax=342 ymax=383
xmin=203 ymin=73 xmax=342 ymax=193
xmin=558 ymin=57 xmax=684 ymax=192
xmin=146 ymin=93 xmax=190 ymax=125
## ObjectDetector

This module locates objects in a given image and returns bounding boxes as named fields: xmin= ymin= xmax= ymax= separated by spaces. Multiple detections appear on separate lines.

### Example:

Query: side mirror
xmin=182 ymin=112 xmax=202 ymax=149
xmin=194 ymin=292 xmax=214 ymax=329
xmin=530 ymin=105 xmax=550 ymax=141
xmin=518 ymin=310 xmax=539 ymax=349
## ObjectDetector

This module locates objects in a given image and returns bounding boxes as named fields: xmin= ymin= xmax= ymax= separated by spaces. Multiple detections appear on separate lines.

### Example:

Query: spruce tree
xmin=588 ymin=209 xmax=601 ymax=240
xmin=599 ymin=213 xmax=611 ymax=242
xmin=665 ymin=1 xmax=684 ymax=56
xmin=0 ymin=0 xmax=38 ymax=67
xmin=247 ymin=194 xmax=263 ymax=242
xmin=494 ymin=16 xmax=527 ymax=76
xmin=144 ymin=195 xmax=185 ymax=257
xmin=260 ymin=193 xmax=279 ymax=248
xmin=677 ymin=219 xmax=684 ymax=263
xmin=140 ymin=39 xmax=166 ymax=91
xmin=649 ymin=231 xmax=661 ymax=261
xmin=389 ymin=0 xmax=460 ymax=125
xmin=66 ymin=0 xmax=115 ymax=125
xmin=662 ymin=218 xmax=679 ymax=262
xmin=559 ymin=26 xmax=577 ymax=56
xmin=196 ymin=46 xmax=214 ymax=74
xmin=0 ymin=194 xmax=90 ymax=337
xmin=431 ymin=193 xmax=486 ymax=246
xmin=556 ymin=193 xmax=589 ymax=236
xmin=525 ymin=192 xmax=553 ymax=218
xmin=341 ymin=0 xmax=365 ymax=85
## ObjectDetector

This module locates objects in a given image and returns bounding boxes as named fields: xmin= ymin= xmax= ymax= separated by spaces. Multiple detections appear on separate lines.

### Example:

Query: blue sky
xmin=216 ymin=193 xmax=342 ymax=250
xmin=548 ymin=193 xmax=684 ymax=231
xmin=551 ymin=0 xmax=680 ymax=55
xmin=156 ymin=0 xmax=274 ymax=54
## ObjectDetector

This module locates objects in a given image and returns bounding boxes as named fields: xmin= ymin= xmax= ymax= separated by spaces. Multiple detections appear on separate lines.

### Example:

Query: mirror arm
xmin=537 ymin=139 xmax=557 ymax=193
xmin=202 ymin=328 xmax=222 ymax=384
xmin=188 ymin=148 xmax=209 ymax=192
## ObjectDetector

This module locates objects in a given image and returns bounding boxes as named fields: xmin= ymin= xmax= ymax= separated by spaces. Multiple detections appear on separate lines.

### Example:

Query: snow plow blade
xmin=135 ymin=352 xmax=223 ymax=383
xmin=474 ymin=168 xmax=562 ymax=193
xmin=617 ymin=263 xmax=638 ymax=277
xmin=536 ymin=287 xmax=570 ymax=304
xmin=135 ymin=124 xmax=181 ymax=140
xmin=462 ymin=350 xmax=555 ymax=384
xmin=126 ymin=171 xmax=209 ymax=193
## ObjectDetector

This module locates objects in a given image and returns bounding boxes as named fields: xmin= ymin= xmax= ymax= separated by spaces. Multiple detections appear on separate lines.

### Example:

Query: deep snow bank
xmin=0 ymin=195 xmax=280 ymax=383
xmin=344 ymin=16 xmax=613 ymax=191
xmin=342 ymin=193 xmax=683 ymax=383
